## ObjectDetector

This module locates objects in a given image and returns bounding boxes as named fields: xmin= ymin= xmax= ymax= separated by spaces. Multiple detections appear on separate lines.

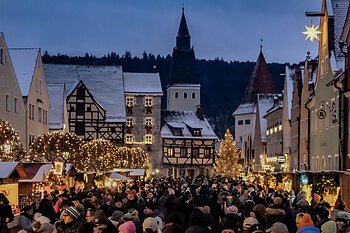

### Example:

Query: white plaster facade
xmin=167 ymin=84 xmax=200 ymax=112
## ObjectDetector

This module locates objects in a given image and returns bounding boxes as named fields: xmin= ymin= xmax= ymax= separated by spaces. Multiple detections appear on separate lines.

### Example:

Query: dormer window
xmin=145 ymin=97 xmax=153 ymax=107
xmin=126 ymin=97 xmax=134 ymax=107
xmin=192 ymin=129 xmax=201 ymax=136
xmin=173 ymin=128 xmax=183 ymax=136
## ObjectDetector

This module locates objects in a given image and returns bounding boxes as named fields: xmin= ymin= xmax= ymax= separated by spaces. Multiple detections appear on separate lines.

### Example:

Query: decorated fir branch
xmin=0 ymin=119 xmax=26 ymax=161
xmin=214 ymin=129 xmax=241 ymax=178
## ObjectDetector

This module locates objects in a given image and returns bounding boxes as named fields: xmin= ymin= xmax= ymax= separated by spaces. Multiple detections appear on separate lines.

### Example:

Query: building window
xmin=145 ymin=134 xmax=152 ymax=144
xmin=239 ymin=136 xmax=242 ymax=142
xmin=144 ymin=97 xmax=153 ymax=107
xmin=39 ymin=80 xmax=42 ymax=94
xmin=38 ymin=107 xmax=42 ymax=122
xmin=192 ymin=148 xmax=199 ymax=158
xmin=192 ymin=92 xmax=196 ymax=99
xmin=0 ymin=48 xmax=3 ymax=64
xmin=245 ymin=119 xmax=250 ymax=125
xmin=86 ymin=106 xmax=91 ymax=112
xmin=110 ymin=127 xmax=116 ymax=132
xmin=31 ymin=104 xmax=35 ymax=120
xmin=204 ymin=148 xmax=211 ymax=158
xmin=145 ymin=117 xmax=153 ymax=127
xmin=14 ymin=97 xmax=18 ymax=113
xmin=76 ymin=103 xmax=84 ymax=116
xmin=126 ymin=97 xmax=134 ymax=107
xmin=184 ymin=92 xmax=188 ymax=99
xmin=29 ymin=104 xmax=32 ymax=120
xmin=5 ymin=94 xmax=10 ymax=112
xmin=238 ymin=120 xmax=243 ymax=125
xmin=180 ymin=148 xmax=187 ymax=158
xmin=192 ymin=129 xmax=201 ymax=136
xmin=126 ymin=117 xmax=133 ymax=127
xmin=175 ymin=92 xmax=179 ymax=99
xmin=77 ymin=87 xmax=85 ymax=100
xmin=125 ymin=134 xmax=133 ymax=144
xmin=75 ymin=122 xmax=85 ymax=135
xmin=167 ymin=148 xmax=174 ymax=157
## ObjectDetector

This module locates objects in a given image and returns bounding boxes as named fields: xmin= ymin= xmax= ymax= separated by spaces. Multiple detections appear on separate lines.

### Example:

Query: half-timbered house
xmin=44 ymin=64 xmax=125 ymax=144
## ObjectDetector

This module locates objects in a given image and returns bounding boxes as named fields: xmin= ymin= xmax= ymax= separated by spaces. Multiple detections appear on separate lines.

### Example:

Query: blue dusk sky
xmin=0 ymin=0 xmax=322 ymax=63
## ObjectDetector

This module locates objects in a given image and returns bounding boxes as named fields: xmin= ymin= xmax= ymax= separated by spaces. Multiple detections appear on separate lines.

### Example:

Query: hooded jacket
xmin=297 ymin=226 xmax=320 ymax=233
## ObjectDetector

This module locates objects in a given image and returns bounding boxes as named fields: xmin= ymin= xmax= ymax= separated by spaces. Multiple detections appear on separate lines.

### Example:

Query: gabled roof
xmin=47 ymin=83 xmax=65 ymax=130
xmin=242 ymin=51 xmax=275 ymax=103
xmin=44 ymin=64 xmax=126 ymax=122
xmin=123 ymin=72 xmax=163 ymax=95
xmin=233 ymin=103 xmax=256 ymax=116
xmin=19 ymin=163 xmax=52 ymax=182
xmin=9 ymin=48 xmax=39 ymax=97
xmin=0 ymin=162 xmax=27 ymax=179
xmin=161 ymin=110 xmax=218 ymax=140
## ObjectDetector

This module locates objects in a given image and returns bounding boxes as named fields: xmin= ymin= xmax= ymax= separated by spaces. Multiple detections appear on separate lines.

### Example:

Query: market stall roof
xmin=113 ymin=169 xmax=145 ymax=176
xmin=109 ymin=172 xmax=132 ymax=181
xmin=19 ymin=164 xmax=52 ymax=183
xmin=0 ymin=162 xmax=28 ymax=179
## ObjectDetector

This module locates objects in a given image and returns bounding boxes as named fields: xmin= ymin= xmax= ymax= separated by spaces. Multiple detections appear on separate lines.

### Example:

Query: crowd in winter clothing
xmin=3 ymin=175 xmax=350 ymax=233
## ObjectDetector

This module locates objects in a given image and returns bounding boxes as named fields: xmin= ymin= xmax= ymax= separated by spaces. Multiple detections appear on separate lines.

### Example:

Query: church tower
xmin=167 ymin=8 xmax=200 ymax=111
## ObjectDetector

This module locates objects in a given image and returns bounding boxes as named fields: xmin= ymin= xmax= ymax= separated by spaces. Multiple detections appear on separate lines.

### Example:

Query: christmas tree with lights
xmin=214 ymin=129 xmax=241 ymax=178
xmin=0 ymin=119 xmax=26 ymax=161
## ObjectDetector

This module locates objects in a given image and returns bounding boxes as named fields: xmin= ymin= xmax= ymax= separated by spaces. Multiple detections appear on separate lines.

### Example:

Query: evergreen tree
xmin=214 ymin=129 xmax=241 ymax=178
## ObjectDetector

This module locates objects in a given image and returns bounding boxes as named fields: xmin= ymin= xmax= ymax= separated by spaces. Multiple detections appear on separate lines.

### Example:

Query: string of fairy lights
xmin=0 ymin=119 xmax=25 ymax=161
xmin=214 ymin=129 xmax=241 ymax=178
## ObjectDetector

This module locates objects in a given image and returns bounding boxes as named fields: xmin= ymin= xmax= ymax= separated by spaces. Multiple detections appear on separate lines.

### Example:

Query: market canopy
xmin=19 ymin=164 xmax=52 ymax=183
xmin=0 ymin=162 xmax=27 ymax=179
xmin=113 ymin=169 xmax=145 ymax=176
xmin=109 ymin=172 xmax=131 ymax=181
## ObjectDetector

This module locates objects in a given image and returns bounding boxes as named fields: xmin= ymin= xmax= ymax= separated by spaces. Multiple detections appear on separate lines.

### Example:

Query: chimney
xmin=196 ymin=105 xmax=204 ymax=120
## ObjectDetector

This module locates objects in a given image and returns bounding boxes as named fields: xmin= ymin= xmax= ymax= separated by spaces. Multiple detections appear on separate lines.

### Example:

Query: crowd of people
xmin=0 ymin=176 xmax=349 ymax=233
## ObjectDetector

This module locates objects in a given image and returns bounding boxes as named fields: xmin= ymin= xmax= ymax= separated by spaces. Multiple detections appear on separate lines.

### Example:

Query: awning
xmin=19 ymin=164 xmax=52 ymax=183
xmin=109 ymin=172 xmax=131 ymax=181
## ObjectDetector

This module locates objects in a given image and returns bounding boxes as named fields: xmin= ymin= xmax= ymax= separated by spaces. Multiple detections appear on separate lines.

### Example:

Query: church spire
xmin=242 ymin=47 xmax=275 ymax=103
xmin=176 ymin=7 xmax=191 ymax=50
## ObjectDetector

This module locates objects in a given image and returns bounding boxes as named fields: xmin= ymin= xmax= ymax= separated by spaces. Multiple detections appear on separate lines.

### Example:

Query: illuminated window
xmin=126 ymin=134 xmax=133 ymax=144
xmin=278 ymin=124 xmax=282 ymax=131
xmin=145 ymin=97 xmax=153 ymax=107
xmin=145 ymin=117 xmax=153 ymax=126
xmin=126 ymin=117 xmax=133 ymax=127
xmin=266 ymin=130 xmax=269 ymax=136
xmin=126 ymin=97 xmax=134 ymax=107
xmin=145 ymin=134 xmax=152 ymax=144
xmin=167 ymin=148 xmax=174 ymax=157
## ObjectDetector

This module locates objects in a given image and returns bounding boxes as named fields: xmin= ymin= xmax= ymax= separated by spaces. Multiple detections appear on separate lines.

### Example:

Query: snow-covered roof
xmin=44 ymin=64 xmax=126 ymax=122
xmin=232 ymin=103 xmax=256 ymax=116
xmin=161 ymin=110 xmax=218 ymax=140
xmin=9 ymin=48 xmax=39 ymax=96
xmin=257 ymin=94 xmax=280 ymax=142
xmin=285 ymin=66 xmax=294 ymax=120
xmin=0 ymin=162 xmax=19 ymax=179
xmin=47 ymin=83 xmax=65 ymax=130
xmin=109 ymin=172 xmax=131 ymax=181
xmin=123 ymin=72 xmax=163 ymax=95
xmin=19 ymin=164 xmax=52 ymax=183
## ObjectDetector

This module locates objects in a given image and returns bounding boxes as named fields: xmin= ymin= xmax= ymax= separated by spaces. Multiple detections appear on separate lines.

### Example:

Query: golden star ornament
xmin=303 ymin=24 xmax=321 ymax=42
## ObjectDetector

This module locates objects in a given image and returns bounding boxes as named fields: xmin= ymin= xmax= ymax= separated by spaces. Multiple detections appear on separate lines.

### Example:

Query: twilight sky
xmin=0 ymin=0 xmax=322 ymax=63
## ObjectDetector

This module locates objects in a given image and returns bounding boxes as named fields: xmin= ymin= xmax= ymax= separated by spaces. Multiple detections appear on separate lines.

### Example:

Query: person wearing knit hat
xmin=243 ymin=217 xmax=259 ymax=231
xmin=108 ymin=210 xmax=124 ymax=227
xmin=268 ymin=222 xmax=288 ymax=233
xmin=119 ymin=220 xmax=136 ymax=233
xmin=63 ymin=206 xmax=80 ymax=222
xmin=56 ymin=206 xmax=84 ymax=233
xmin=295 ymin=213 xmax=319 ymax=233
xmin=320 ymin=220 xmax=336 ymax=233
xmin=224 ymin=205 xmax=239 ymax=215
xmin=313 ymin=193 xmax=321 ymax=204
xmin=335 ymin=211 xmax=350 ymax=233
xmin=143 ymin=217 xmax=159 ymax=233
xmin=94 ymin=209 xmax=116 ymax=233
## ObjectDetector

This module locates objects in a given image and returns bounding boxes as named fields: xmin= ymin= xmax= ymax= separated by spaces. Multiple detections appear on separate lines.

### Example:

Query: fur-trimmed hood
xmin=265 ymin=207 xmax=286 ymax=216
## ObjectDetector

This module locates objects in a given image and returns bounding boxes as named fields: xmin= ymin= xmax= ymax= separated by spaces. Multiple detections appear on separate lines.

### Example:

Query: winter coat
xmin=32 ymin=216 xmax=55 ymax=233
xmin=185 ymin=225 xmax=210 ymax=233
xmin=0 ymin=203 xmax=14 ymax=232
xmin=32 ymin=199 xmax=56 ymax=223
xmin=54 ymin=218 xmax=84 ymax=233
xmin=297 ymin=226 xmax=320 ymax=233
xmin=265 ymin=206 xmax=286 ymax=228
xmin=19 ymin=214 xmax=33 ymax=232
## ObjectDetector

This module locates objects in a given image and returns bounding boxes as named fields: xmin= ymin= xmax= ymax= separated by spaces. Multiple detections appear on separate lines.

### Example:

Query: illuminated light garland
xmin=27 ymin=130 xmax=83 ymax=166
xmin=0 ymin=119 xmax=26 ymax=161
xmin=214 ymin=129 xmax=241 ymax=178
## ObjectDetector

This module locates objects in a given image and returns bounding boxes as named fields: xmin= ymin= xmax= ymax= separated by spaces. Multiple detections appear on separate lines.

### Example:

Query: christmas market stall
xmin=0 ymin=162 xmax=28 ymax=213
xmin=113 ymin=169 xmax=146 ymax=180
xmin=18 ymin=162 xmax=76 ymax=204
xmin=105 ymin=172 xmax=132 ymax=190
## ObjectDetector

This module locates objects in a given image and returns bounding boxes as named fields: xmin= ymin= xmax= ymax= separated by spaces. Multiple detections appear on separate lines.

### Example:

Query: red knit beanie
xmin=299 ymin=214 xmax=314 ymax=229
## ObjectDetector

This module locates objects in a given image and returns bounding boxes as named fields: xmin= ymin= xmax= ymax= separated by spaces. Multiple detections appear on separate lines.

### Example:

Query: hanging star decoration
xmin=303 ymin=24 xmax=321 ymax=42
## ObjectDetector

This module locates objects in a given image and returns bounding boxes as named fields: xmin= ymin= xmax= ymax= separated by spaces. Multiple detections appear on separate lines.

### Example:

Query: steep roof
xmin=123 ymin=72 xmax=163 ymax=95
xmin=178 ymin=8 xmax=190 ymax=37
xmin=9 ymin=48 xmax=39 ymax=96
xmin=161 ymin=110 xmax=218 ymax=140
xmin=47 ymin=83 xmax=65 ymax=130
xmin=44 ymin=64 xmax=126 ymax=122
xmin=232 ymin=103 xmax=256 ymax=116
xmin=242 ymin=51 xmax=275 ymax=103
